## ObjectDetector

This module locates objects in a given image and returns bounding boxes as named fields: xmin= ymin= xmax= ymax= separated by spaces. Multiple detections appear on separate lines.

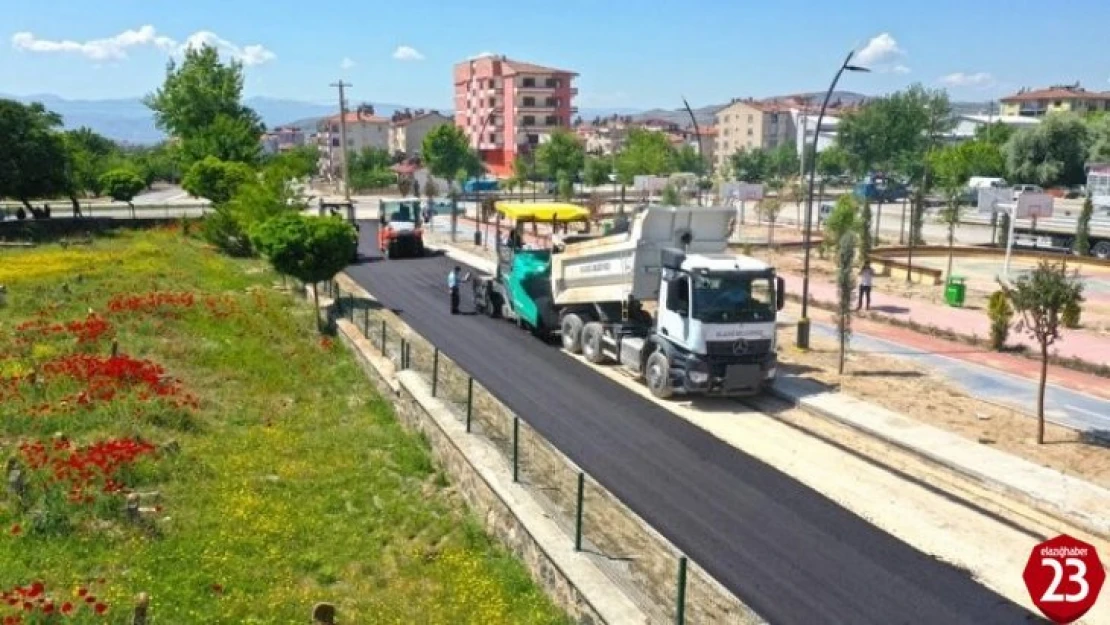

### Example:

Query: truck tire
xmin=581 ymin=322 xmax=605 ymax=364
xmin=644 ymin=351 xmax=673 ymax=399
xmin=561 ymin=313 xmax=584 ymax=353
xmin=1094 ymin=241 xmax=1110 ymax=259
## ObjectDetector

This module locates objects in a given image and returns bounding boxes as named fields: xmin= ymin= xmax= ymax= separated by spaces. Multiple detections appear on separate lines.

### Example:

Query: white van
xmin=968 ymin=176 xmax=1007 ymax=190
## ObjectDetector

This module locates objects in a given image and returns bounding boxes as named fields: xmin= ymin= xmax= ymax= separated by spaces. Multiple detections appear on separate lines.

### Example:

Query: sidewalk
xmin=782 ymin=270 xmax=1110 ymax=369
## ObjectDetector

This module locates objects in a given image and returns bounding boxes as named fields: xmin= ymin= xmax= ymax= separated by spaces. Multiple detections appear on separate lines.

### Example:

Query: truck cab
xmin=377 ymin=198 xmax=425 ymax=259
xmin=318 ymin=197 xmax=360 ymax=262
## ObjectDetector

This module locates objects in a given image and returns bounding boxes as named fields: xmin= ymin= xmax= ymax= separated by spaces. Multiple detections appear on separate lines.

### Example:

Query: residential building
xmin=793 ymin=110 xmax=841 ymax=156
xmin=1000 ymin=84 xmax=1110 ymax=117
xmin=453 ymin=54 xmax=578 ymax=176
xmin=389 ymin=109 xmax=452 ymax=157
xmin=688 ymin=126 xmax=717 ymax=170
xmin=316 ymin=108 xmax=390 ymax=178
xmin=260 ymin=126 xmax=306 ymax=155
xmin=713 ymin=98 xmax=797 ymax=173
xmin=946 ymin=114 xmax=1040 ymax=143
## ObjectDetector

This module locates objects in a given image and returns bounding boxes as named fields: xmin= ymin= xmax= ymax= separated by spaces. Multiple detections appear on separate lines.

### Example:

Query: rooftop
xmin=324 ymin=111 xmax=389 ymax=125
xmin=1001 ymin=85 xmax=1110 ymax=102
xmin=461 ymin=54 xmax=577 ymax=76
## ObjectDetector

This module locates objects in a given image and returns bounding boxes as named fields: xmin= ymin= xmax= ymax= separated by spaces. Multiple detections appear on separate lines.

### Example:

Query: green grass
xmin=0 ymin=226 xmax=569 ymax=624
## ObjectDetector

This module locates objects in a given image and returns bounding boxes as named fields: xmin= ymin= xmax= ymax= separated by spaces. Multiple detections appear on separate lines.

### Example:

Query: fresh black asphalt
xmin=346 ymin=221 xmax=1042 ymax=625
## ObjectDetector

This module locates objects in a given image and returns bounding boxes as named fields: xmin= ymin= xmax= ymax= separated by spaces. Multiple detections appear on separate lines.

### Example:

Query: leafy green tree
xmin=1087 ymin=113 xmax=1110 ymax=164
xmin=0 ymin=99 xmax=68 ymax=211
xmin=729 ymin=148 xmax=769 ymax=182
xmin=616 ymin=128 xmax=675 ymax=181
xmin=251 ymin=212 xmax=358 ymax=331
xmin=423 ymin=125 xmax=479 ymax=181
xmin=264 ymin=145 xmax=319 ymax=180
xmin=1000 ymin=261 xmax=1084 ymax=443
xmin=536 ymin=129 xmax=585 ymax=182
xmin=556 ymin=171 xmax=574 ymax=202
xmin=182 ymin=156 xmax=255 ymax=204
xmin=661 ymin=183 xmax=680 ymax=206
xmin=98 ymin=169 xmax=146 ymax=218
xmin=975 ymin=121 xmax=1015 ymax=147
xmin=671 ymin=144 xmax=706 ymax=176
xmin=583 ymin=155 xmax=611 ymax=188
xmin=823 ymin=193 xmax=858 ymax=253
xmin=1004 ymin=113 xmax=1090 ymax=187
xmin=929 ymin=143 xmax=975 ymax=278
xmin=768 ymin=143 xmax=800 ymax=181
xmin=857 ymin=202 xmax=873 ymax=263
xmin=1075 ymin=195 xmax=1094 ymax=256
xmin=836 ymin=232 xmax=857 ymax=375
xmin=987 ymin=290 xmax=1013 ymax=350
xmin=145 ymin=44 xmax=263 ymax=166
xmin=758 ymin=195 xmax=783 ymax=246
xmin=61 ymin=127 xmax=118 ymax=214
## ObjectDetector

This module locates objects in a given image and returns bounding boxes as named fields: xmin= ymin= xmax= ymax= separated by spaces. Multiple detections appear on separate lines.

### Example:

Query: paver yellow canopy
xmin=494 ymin=202 xmax=590 ymax=223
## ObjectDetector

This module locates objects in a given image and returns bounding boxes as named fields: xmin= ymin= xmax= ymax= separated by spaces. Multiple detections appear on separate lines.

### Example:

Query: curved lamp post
xmin=475 ymin=110 xmax=496 ymax=247
xmin=796 ymin=50 xmax=869 ymax=349
xmin=682 ymin=97 xmax=706 ymax=206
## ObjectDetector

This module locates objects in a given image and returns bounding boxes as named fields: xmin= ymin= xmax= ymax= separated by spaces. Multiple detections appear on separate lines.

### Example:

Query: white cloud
xmin=392 ymin=45 xmax=424 ymax=61
xmin=939 ymin=71 xmax=995 ymax=88
xmin=179 ymin=31 xmax=275 ymax=66
xmin=856 ymin=33 xmax=903 ymax=66
xmin=11 ymin=25 xmax=175 ymax=61
xmin=11 ymin=25 xmax=275 ymax=66
xmin=340 ymin=57 xmax=356 ymax=69
xmin=854 ymin=33 xmax=910 ymax=73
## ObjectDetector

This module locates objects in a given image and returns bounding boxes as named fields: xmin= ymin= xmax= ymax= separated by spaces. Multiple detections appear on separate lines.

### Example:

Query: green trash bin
xmin=944 ymin=276 xmax=966 ymax=307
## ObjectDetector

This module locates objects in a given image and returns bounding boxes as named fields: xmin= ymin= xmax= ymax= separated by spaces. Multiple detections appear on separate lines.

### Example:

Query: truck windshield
xmin=385 ymin=202 xmax=419 ymax=223
xmin=691 ymin=274 xmax=774 ymax=323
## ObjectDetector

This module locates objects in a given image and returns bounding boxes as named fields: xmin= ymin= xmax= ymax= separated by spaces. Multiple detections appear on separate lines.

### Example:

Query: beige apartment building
xmin=713 ymin=99 xmax=797 ymax=173
xmin=389 ymin=110 xmax=452 ymax=156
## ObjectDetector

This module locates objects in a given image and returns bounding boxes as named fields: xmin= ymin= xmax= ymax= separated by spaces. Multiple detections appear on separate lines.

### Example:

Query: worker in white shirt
xmin=857 ymin=262 xmax=874 ymax=311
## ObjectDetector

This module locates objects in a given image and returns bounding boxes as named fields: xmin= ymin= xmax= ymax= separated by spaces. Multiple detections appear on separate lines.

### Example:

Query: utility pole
xmin=330 ymin=80 xmax=353 ymax=201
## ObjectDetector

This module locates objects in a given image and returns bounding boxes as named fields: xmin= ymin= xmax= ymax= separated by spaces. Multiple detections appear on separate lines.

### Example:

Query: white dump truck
xmin=473 ymin=202 xmax=784 ymax=398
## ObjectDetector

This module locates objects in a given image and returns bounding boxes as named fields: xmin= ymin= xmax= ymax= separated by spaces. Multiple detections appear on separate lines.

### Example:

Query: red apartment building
xmin=453 ymin=54 xmax=578 ymax=176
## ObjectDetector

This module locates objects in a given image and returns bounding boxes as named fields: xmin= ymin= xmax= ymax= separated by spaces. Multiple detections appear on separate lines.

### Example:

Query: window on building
xmin=545 ymin=97 xmax=558 ymax=107
xmin=523 ymin=115 xmax=536 ymax=126
xmin=747 ymin=114 xmax=753 ymax=123
xmin=527 ymin=134 xmax=540 ymax=145
xmin=545 ymin=116 xmax=558 ymax=126
xmin=545 ymin=78 xmax=560 ymax=88
xmin=331 ymin=125 xmax=339 ymax=133
xmin=331 ymin=138 xmax=340 ymax=147
xmin=770 ymin=113 xmax=778 ymax=123
xmin=489 ymin=133 xmax=497 ymax=143
xmin=747 ymin=128 xmax=753 ymax=136
xmin=523 ymin=96 xmax=536 ymax=107
xmin=523 ymin=77 xmax=536 ymax=88
xmin=488 ymin=97 xmax=496 ymax=107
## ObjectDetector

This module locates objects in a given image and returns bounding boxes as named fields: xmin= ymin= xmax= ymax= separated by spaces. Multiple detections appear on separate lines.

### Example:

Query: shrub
xmin=1062 ymin=298 xmax=1082 ymax=329
xmin=987 ymin=290 xmax=1013 ymax=349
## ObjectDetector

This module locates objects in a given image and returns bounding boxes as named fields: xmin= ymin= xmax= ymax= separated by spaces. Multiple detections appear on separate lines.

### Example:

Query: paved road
xmin=346 ymin=220 xmax=1039 ymax=625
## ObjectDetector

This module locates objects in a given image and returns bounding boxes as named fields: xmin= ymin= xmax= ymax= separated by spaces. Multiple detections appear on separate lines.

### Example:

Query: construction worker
xmin=448 ymin=266 xmax=461 ymax=314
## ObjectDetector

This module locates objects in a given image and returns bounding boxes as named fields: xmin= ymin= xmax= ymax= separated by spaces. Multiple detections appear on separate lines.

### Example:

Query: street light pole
xmin=797 ymin=50 xmax=869 ymax=349
xmin=682 ymin=97 xmax=705 ymax=206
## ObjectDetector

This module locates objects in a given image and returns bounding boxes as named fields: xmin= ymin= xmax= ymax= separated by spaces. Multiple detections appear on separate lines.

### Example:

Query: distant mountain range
xmin=1 ymin=92 xmax=994 ymax=145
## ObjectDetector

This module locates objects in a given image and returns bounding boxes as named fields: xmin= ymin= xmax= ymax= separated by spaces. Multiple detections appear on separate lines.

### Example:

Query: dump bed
xmin=550 ymin=206 xmax=733 ymax=306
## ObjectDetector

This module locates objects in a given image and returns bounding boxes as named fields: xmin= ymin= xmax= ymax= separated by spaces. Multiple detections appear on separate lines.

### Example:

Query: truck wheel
xmin=581 ymin=322 xmax=605 ymax=363
xmin=645 ymin=351 xmax=673 ymax=399
xmin=561 ymin=314 xmax=584 ymax=353
xmin=1094 ymin=241 xmax=1110 ymax=259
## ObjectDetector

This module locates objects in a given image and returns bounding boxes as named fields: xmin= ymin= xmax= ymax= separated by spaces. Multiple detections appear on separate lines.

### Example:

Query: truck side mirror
xmin=776 ymin=277 xmax=785 ymax=311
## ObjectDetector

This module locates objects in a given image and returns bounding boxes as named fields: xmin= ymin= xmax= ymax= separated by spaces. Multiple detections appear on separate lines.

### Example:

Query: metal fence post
xmin=512 ymin=417 xmax=520 ymax=483
xmin=404 ymin=342 xmax=411 ymax=369
xmin=400 ymin=338 xmax=407 ymax=369
xmin=380 ymin=320 xmax=387 ymax=354
xmin=363 ymin=308 xmax=370 ymax=336
xmin=574 ymin=472 xmax=585 ymax=551
xmin=348 ymin=293 xmax=355 ymax=320
xmin=465 ymin=377 xmax=474 ymax=432
xmin=431 ymin=348 xmax=439 ymax=396
xmin=675 ymin=556 xmax=688 ymax=625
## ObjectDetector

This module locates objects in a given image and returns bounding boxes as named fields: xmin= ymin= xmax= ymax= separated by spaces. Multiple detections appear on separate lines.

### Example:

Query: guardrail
xmin=321 ymin=278 xmax=765 ymax=625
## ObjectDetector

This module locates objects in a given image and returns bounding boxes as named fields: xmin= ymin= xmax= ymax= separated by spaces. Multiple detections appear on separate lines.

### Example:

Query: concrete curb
xmin=768 ymin=379 xmax=1110 ymax=540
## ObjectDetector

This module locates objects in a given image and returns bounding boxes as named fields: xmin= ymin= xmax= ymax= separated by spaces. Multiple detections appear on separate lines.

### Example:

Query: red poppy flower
xmin=94 ymin=602 xmax=107 ymax=614
xmin=9 ymin=525 xmax=20 ymax=536
xmin=61 ymin=602 xmax=74 ymax=614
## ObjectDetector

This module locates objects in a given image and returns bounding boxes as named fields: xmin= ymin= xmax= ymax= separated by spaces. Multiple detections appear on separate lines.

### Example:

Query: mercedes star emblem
xmin=732 ymin=338 xmax=750 ymax=355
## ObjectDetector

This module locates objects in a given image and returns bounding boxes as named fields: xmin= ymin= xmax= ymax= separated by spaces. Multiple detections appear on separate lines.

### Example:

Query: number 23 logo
xmin=1041 ymin=558 xmax=1089 ymax=603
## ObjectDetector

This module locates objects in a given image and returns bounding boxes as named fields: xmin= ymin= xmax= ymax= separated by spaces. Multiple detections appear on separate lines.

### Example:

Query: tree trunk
xmin=875 ymin=199 xmax=884 ymax=244
xmin=768 ymin=216 xmax=775 ymax=247
xmin=313 ymin=286 xmax=322 ymax=333
xmin=1037 ymin=341 xmax=1048 ymax=444
xmin=838 ymin=332 xmax=846 ymax=375
xmin=128 ymin=201 xmax=136 ymax=219
xmin=69 ymin=194 xmax=82 ymax=218
xmin=946 ymin=212 xmax=956 ymax=280
xmin=620 ymin=184 xmax=626 ymax=215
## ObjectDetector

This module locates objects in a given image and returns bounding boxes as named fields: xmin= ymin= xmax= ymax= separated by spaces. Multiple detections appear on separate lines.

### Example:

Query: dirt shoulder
xmin=777 ymin=303 xmax=1110 ymax=490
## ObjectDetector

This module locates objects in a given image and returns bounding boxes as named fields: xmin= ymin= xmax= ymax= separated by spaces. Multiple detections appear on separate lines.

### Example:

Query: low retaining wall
xmin=320 ymin=277 xmax=765 ymax=625
xmin=874 ymin=257 xmax=944 ymax=285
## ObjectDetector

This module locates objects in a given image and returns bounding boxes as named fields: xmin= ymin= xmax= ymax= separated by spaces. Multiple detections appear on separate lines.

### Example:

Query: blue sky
xmin=3 ymin=0 xmax=1109 ymax=109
